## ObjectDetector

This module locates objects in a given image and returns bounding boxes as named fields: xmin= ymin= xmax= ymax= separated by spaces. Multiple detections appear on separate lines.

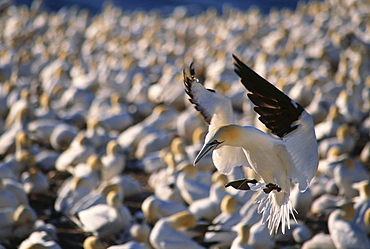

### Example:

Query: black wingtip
xmin=232 ymin=54 xmax=241 ymax=63
xmin=232 ymin=54 xmax=250 ymax=80
xmin=190 ymin=60 xmax=196 ymax=78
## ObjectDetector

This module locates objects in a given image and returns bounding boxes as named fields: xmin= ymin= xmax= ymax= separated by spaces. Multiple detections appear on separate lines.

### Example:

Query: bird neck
xmin=224 ymin=126 xmax=274 ymax=149
xmin=239 ymin=225 xmax=250 ymax=246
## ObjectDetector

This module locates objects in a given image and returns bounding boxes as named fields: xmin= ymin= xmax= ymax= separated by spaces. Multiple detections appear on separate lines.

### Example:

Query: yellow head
xmin=168 ymin=211 xmax=197 ymax=229
xmin=220 ymin=195 xmax=238 ymax=214
xmin=194 ymin=125 xmax=243 ymax=165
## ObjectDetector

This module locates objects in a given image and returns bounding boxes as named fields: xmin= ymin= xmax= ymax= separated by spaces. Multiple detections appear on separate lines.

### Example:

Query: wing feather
xmin=183 ymin=63 xmax=234 ymax=131
xmin=232 ymin=55 xmax=318 ymax=189
xmin=233 ymin=54 xmax=304 ymax=138
xmin=183 ymin=63 xmax=249 ymax=173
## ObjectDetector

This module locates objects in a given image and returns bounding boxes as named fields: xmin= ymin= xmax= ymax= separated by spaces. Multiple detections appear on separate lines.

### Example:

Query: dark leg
xmin=225 ymin=178 xmax=258 ymax=190
xmin=263 ymin=183 xmax=282 ymax=193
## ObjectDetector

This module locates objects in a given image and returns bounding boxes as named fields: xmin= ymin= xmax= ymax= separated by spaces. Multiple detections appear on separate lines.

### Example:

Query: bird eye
xmin=210 ymin=140 xmax=223 ymax=146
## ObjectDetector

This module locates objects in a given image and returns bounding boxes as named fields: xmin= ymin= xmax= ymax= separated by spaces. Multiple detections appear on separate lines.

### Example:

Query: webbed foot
xmin=225 ymin=178 xmax=258 ymax=190
xmin=263 ymin=183 xmax=282 ymax=193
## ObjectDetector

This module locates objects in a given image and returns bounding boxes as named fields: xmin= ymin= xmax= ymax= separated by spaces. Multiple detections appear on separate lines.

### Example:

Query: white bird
xmin=129 ymin=212 xmax=151 ymax=245
xmin=0 ymin=107 xmax=32 ymax=157
xmin=0 ymin=178 xmax=20 ymax=209
xmin=54 ymin=176 xmax=95 ymax=214
xmin=230 ymin=223 xmax=253 ymax=249
xmin=176 ymin=164 xmax=212 ymax=205
xmin=69 ymin=154 xmax=103 ymax=188
xmin=247 ymin=221 xmax=275 ymax=249
xmin=55 ymin=132 xmax=95 ymax=172
xmin=27 ymin=119 xmax=64 ymax=146
xmin=301 ymin=233 xmax=335 ymax=249
xmin=107 ymin=241 xmax=149 ymax=249
xmin=34 ymin=220 xmax=58 ymax=241
xmin=184 ymin=55 xmax=318 ymax=234
xmin=141 ymin=195 xmax=188 ymax=224
xmin=21 ymin=166 xmax=50 ymax=194
xmin=49 ymin=123 xmax=78 ymax=151
xmin=84 ymin=119 xmax=110 ymax=152
xmin=189 ymin=172 xmax=229 ymax=221
xmin=69 ymin=183 xmax=122 ymax=215
xmin=333 ymin=157 xmax=369 ymax=199
xmin=149 ymin=211 xmax=205 ymax=249
xmin=1 ymin=178 xmax=29 ymax=205
xmin=5 ymin=88 xmax=32 ymax=128
xmin=18 ymin=231 xmax=62 ymax=249
xmin=101 ymin=140 xmax=126 ymax=181
xmin=106 ymin=174 xmax=143 ymax=199
xmin=310 ymin=193 xmax=343 ymax=216
xmin=204 ymin=195 xmax=241 ymax=248
xmin=83 ymin=236 xmax=105 ymax=249
xmin=353 ymin=180 xmax=370 ymax=232
xmin=77 ymin=190 xmax=132 ymax=238
xmin=328 ymin=202 xmax=370 ymax=249
xmin=290 ymin=184 xmax=313 ymax=220
xmin=12 ymin=204 xmax=38 ymax=239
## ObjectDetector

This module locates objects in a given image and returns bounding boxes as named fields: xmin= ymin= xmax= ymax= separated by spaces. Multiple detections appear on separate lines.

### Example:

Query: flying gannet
xmin=183 ymin=54 xmax=318 ymax=234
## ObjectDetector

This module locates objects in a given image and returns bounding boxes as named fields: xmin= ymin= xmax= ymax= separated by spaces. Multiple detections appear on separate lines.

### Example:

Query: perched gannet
xmin=5 ymin=88 xmax=32 ymax=128
xmin=301 ymin=233 xmax=335 ymax=249
xmin=55 ymin=132 xmax=95 ymax=172
xmin=141 ymin=195 xmax=188 ymax=224
xmin=353 ymin=180 xmax=370 ymax=232
xmin=83 ymin=236 xmax=105 ymax=249
xmin=54 ymin=177 xmax=95 ymax=214
xmin=176 ymin=164 xmax=211 ymax=205
xmin=0 ymin=177 xmax=22 ymax=209
xmin=328 ymin=202 xmax=370 ymax=249
xmin=230 ymin=223 xmax=253 ymax=249
xmin=13 ymin=204 xmax=38 ymax=239
xmin=184 ymin=55 xmax=319 ymax=234
xmin=70 ymin=183 xmax=122 ymax=215
xmin=129 ymin=212 xmax=151 ymax=244
xmin=84 ymin=119 xmax=110 ymax=152
xmin=204 ymin=195 xmax=241 ymax=248
xmin=106 ymin=174 xmax=143 ymax=199
xmin=149 ymin=211 xmax=205 ymax=249
xmin=248 ymin=221 xmax=275 ymax=249
xmin=290 ymin=184 xmax=313 ymax=220
xmin=1 ymin=178 xmax=29 ymax=205
xmin=77 ymin=190 xmax=132 ymax=238
xmin=34 ymin=220 xmax=58 ymax=241
xmin=21 ymin=166 xmax=50 ymax=194
xmin=0 ymin=107 xmax=32 ymax=157
xmin=18 ymin=231 xmax=61 ymax=249
xmin=49 ymin=123 xmax=78 ymax=151
xmin=101 ymin=140 xmax=126 ymax=181
xmin=189 ymin=172 xmax=229 ymax=221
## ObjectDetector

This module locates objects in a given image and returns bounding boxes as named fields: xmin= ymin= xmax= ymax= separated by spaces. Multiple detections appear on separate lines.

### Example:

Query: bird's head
xmin=194 ymin=125 xmax=242 ymax=165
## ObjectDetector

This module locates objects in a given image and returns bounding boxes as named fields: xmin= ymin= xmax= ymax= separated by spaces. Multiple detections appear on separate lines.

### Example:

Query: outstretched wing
xmin=233 ymin=55 xmax=318 ymax=190
xmin=233 ymin=54 xmax=304 ymax=138
xmin=183 ymin=62 xmax=249 ymax=174
xmin=183 ymin=62 xmax=234 ymax=131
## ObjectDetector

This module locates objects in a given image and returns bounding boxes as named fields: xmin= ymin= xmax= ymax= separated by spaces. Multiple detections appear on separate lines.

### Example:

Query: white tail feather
xmin=254 ymin=189 xmax=296 ymax=234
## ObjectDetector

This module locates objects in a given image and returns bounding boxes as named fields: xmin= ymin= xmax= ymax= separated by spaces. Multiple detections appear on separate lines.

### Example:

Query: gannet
xmin=183 ymin=55 xmax=318 ymax=234
xmin=328 ymin=202 xmax=370 ymax=249
xmin=18 ymin=231 xmax=62 ymax=249
xmin=149 ymin=211 xmax=206 ymax=249
xmin=230 ymin=223 xmax=253 ymax=249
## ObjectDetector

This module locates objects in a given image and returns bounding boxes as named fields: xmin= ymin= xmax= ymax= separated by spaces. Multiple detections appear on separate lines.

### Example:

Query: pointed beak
xmin=194 ymin=141 xmax=220 ymax=165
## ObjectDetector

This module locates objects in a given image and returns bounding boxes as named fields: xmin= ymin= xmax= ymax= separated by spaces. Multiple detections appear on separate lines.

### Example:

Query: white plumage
xmin=184 ymin=55 xmax=319 ymax=234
